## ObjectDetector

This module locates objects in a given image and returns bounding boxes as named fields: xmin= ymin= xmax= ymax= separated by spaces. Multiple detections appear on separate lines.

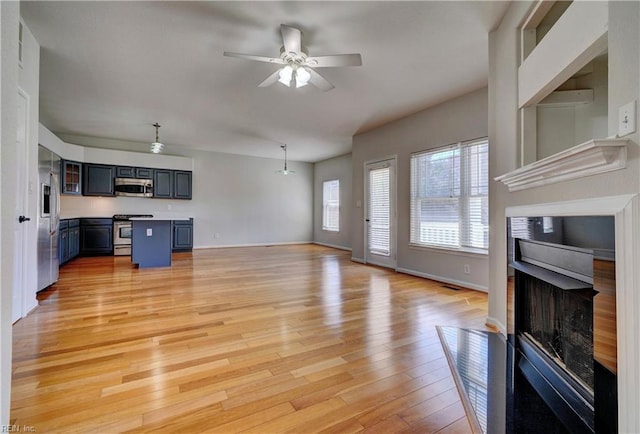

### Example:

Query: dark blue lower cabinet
xmin=59 ymin=225 xmax=69 ymax=265
xmin=69 ymin=225 xmax=80 ymax=259
xmin=80 ymin=218 xmax=113 ymax=256
xmin=172 ymin=219 xmax=193 ymax=252
xmin=59 ymin=219 xmax=80 ymax=266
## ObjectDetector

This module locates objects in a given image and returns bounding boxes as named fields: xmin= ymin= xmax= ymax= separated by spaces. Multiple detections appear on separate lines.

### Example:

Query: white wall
xmin=313 ymin=154 xmax=352 ymax=250
xmin=352 ymin=87 xmax=489 ymax=291
xmin=0 ymin=1 xmax=20 ymax=424
xmin=537 ymin=56 xmax=608 ymax=159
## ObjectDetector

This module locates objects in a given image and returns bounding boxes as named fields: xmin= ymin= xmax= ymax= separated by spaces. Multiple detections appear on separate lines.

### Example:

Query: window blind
xmin=368 ymin=166 xmax=391 ymax=256
xmin=410 ymin=139 xmax=488 ymax=251
xmin=322 ymin=179 xmax=340 ymax=231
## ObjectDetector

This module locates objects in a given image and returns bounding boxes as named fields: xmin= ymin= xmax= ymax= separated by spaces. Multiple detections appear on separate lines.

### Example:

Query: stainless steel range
xmin=113 ymin=214 xmax=153 ymax=256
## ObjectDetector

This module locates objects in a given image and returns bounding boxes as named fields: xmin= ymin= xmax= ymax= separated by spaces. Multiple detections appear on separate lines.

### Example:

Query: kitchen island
xmin=130 ymin=217 xmax=191 ymax=268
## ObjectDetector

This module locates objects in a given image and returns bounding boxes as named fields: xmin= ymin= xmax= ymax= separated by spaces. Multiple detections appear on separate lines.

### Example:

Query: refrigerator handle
xmin=50 ymin=171 xmax=60 ymax=236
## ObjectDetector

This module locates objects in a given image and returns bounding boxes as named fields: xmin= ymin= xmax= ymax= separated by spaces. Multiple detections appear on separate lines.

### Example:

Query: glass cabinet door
xmin=62 ymin=160 xmax=82 ymax=195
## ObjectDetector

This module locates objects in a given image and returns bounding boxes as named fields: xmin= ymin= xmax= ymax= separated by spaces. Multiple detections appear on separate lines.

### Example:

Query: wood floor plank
xmin=12 ymin=245 xmax=489 ymax=433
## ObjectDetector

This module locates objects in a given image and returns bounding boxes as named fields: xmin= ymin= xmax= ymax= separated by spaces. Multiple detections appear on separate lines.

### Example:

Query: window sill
xmin=322 ymin=229 xmax=340 ymax=233
xmin=408 ymin=243 xmax=488 ymax=257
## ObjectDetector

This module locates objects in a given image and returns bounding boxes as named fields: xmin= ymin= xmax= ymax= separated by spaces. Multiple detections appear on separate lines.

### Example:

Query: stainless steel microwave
xmin=114 ymin=178 xmax=153 ymax=197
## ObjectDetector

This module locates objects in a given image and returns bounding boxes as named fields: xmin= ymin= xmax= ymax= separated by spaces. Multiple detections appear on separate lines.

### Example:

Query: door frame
xmin=363 ymin=155 xmax=397 ymax=270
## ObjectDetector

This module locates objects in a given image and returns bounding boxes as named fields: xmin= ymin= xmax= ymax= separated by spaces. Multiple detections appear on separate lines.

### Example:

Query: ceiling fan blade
xmin=258 ymin=69 xmax=281 ymax=88
xmin=307 ymin=68 xmax=334 ymax=92
xmin=305 ymin=54 xmax=363 ymax=67
xmin=223 ymin=52 xmax=285 ymax=64
xmin=280 ymin=24 xmax=302 ymax=54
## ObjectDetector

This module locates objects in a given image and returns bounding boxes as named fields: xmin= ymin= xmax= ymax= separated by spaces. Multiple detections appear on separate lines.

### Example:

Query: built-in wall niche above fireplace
xmin=518 ymin=2 xmax=609 ymax=168
xmin=507 ymin=215 xmax=616 ymax=433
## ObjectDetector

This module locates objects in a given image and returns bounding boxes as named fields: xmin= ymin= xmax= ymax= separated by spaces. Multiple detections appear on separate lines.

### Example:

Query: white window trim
xmin=410 ymin=137 xmax=489 ymax=252
xmin=322 ymin=179 xmax=340 ymax=232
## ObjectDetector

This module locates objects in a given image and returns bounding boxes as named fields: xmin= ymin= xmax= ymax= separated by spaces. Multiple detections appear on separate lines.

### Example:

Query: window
xmin=322 ymin=179 xmax=340 ymax=232
xmin=410 ymin=138 xmax=488 ymax=251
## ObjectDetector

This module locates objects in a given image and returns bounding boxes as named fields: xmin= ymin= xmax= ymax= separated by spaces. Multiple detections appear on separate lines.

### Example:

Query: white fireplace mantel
xmin=495 ymin=138 xmax=628 ymax=192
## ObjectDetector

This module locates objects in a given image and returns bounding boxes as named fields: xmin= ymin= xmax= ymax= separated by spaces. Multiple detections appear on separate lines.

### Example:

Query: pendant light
xmin=276 ymin=144 xmax=295 ymax=175
xmin=150 ymin=123 xmax=164 ymax=153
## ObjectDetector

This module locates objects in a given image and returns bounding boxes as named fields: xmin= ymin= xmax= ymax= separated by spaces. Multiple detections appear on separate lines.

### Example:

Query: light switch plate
xmin=146 ymin=228 xmax=152 ymax=237
xmin=618 ymin=100 xmax=636 ymax=137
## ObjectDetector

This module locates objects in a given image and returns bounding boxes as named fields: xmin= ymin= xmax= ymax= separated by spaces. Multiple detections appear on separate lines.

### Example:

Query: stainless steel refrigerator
xmin=37 ymin=145 xmax=61 ymax=291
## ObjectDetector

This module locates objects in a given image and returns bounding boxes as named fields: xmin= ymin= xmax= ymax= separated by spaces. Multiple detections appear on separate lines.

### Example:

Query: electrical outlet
xmin=464 ymin=264 xmax=470 ymax=274
xmin=618 ymin=100 xmax=636 ymax=137
xmin=214 ymin=233 xmax=220 ymax=239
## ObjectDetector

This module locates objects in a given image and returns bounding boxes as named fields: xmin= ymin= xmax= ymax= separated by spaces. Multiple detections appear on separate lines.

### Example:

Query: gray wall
xmin=352 ymin=87 xmax=489 ymax=291
xmin=313 ymin=154 xmax=352 ymax=250
xmin=190 ymin=150 xmax=313 ymax=247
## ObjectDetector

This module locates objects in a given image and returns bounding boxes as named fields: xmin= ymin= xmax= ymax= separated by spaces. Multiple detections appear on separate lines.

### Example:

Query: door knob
xmin=18 ymin=215 xmax=31 ymax=223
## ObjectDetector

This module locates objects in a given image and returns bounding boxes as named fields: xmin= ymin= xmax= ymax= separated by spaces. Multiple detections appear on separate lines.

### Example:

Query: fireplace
xmin=507 ymin=216 xmax=617 ymax=433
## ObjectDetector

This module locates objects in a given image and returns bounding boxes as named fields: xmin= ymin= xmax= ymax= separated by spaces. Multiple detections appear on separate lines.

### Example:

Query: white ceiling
xmin=21 ymin=1 xmax=509 ymax=163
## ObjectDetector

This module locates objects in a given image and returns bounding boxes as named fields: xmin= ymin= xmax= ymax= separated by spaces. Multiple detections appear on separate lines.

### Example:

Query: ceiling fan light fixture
xmin=295 ymin=67 xmax=311 ymax=88
xmin=278 ymin=65 xmax=293 ymax=87
xmin=150 ymin=123 xmax=164 ymax=153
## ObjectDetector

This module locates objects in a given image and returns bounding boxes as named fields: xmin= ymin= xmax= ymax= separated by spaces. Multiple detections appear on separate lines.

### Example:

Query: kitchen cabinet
xmin=115 ymin=166 xmax=154 ymax=179
xmin=115 ymin=166 xmax=135 ymax=178
xmin=172 ymin=218 xmax=193 ymax=252
xmin=59 ymin=219 xmax=80 ymax=265
xmin=83 ymin=164 xmax=115 ymax=196
xmin=80 ymin=218 xmax=113 ymax=256
xmin=154 ymin=169 xmax=173 ymax=198
xmin=58 ymin=220 xmax=69 ymax=264
xmin=173 ymin=171 xmax=192 ymax=200
xmin=136 ymin=167 xmax=154 ymax=179
xmin=61 ymin=160 xmax=82 ymax=195
xmin=68 ymin=220 xmax=80 ymax=259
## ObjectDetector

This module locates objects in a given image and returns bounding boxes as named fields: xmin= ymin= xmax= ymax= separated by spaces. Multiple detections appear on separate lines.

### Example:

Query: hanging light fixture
xmin=150 ymin=123 xmax=164 ymax=153
xmin=276 ymin=144 xmax=295 ymax=175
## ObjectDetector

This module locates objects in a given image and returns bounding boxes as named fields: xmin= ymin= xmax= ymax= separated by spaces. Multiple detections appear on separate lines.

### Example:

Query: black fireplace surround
xmin=508 ymin=216 xmax=617 ymax=433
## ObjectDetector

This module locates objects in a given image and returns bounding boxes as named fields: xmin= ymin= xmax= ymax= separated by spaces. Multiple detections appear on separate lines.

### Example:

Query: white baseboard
xmin=351 ymin=257 xmax=365 ymax=264
xmin=194 ymin=241 xmax=312 ymax=249
xmin=313 ymin=241 xmax=352 ymax=251
xmin=395 ymin=267 xmax=488 ymax=293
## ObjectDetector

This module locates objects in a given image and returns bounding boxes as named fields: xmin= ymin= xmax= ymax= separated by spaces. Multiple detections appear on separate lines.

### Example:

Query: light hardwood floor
xmin=12 ymin=244 xmax=489 ymax=433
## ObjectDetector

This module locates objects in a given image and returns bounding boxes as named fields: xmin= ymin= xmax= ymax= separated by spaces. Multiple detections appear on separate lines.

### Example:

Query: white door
xmin=365 ymin=158 xmax=396 ymax=269
xmin=13 ymin=89 xmax=29 ymax=323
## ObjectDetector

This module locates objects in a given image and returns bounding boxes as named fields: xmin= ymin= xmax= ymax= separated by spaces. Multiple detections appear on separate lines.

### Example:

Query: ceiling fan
xmin=224 ymin=24 xmax=362 ymax=91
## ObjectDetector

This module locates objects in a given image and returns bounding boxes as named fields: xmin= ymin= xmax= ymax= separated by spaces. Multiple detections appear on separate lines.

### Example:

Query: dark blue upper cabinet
xmin=154 ymin=169 xmax=173 ymax=198
xmin=136 ymin=167 xmax=154 ymax=179
xmin=82 ymin=164 xmax=115 ymax=196
xmin=173 ymin=171 xmax=192 ymax=200
xmin=115 ymin=166 xmax=135 ymax=178
xmin=116 ymin=166 xmax=154 ymax=179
